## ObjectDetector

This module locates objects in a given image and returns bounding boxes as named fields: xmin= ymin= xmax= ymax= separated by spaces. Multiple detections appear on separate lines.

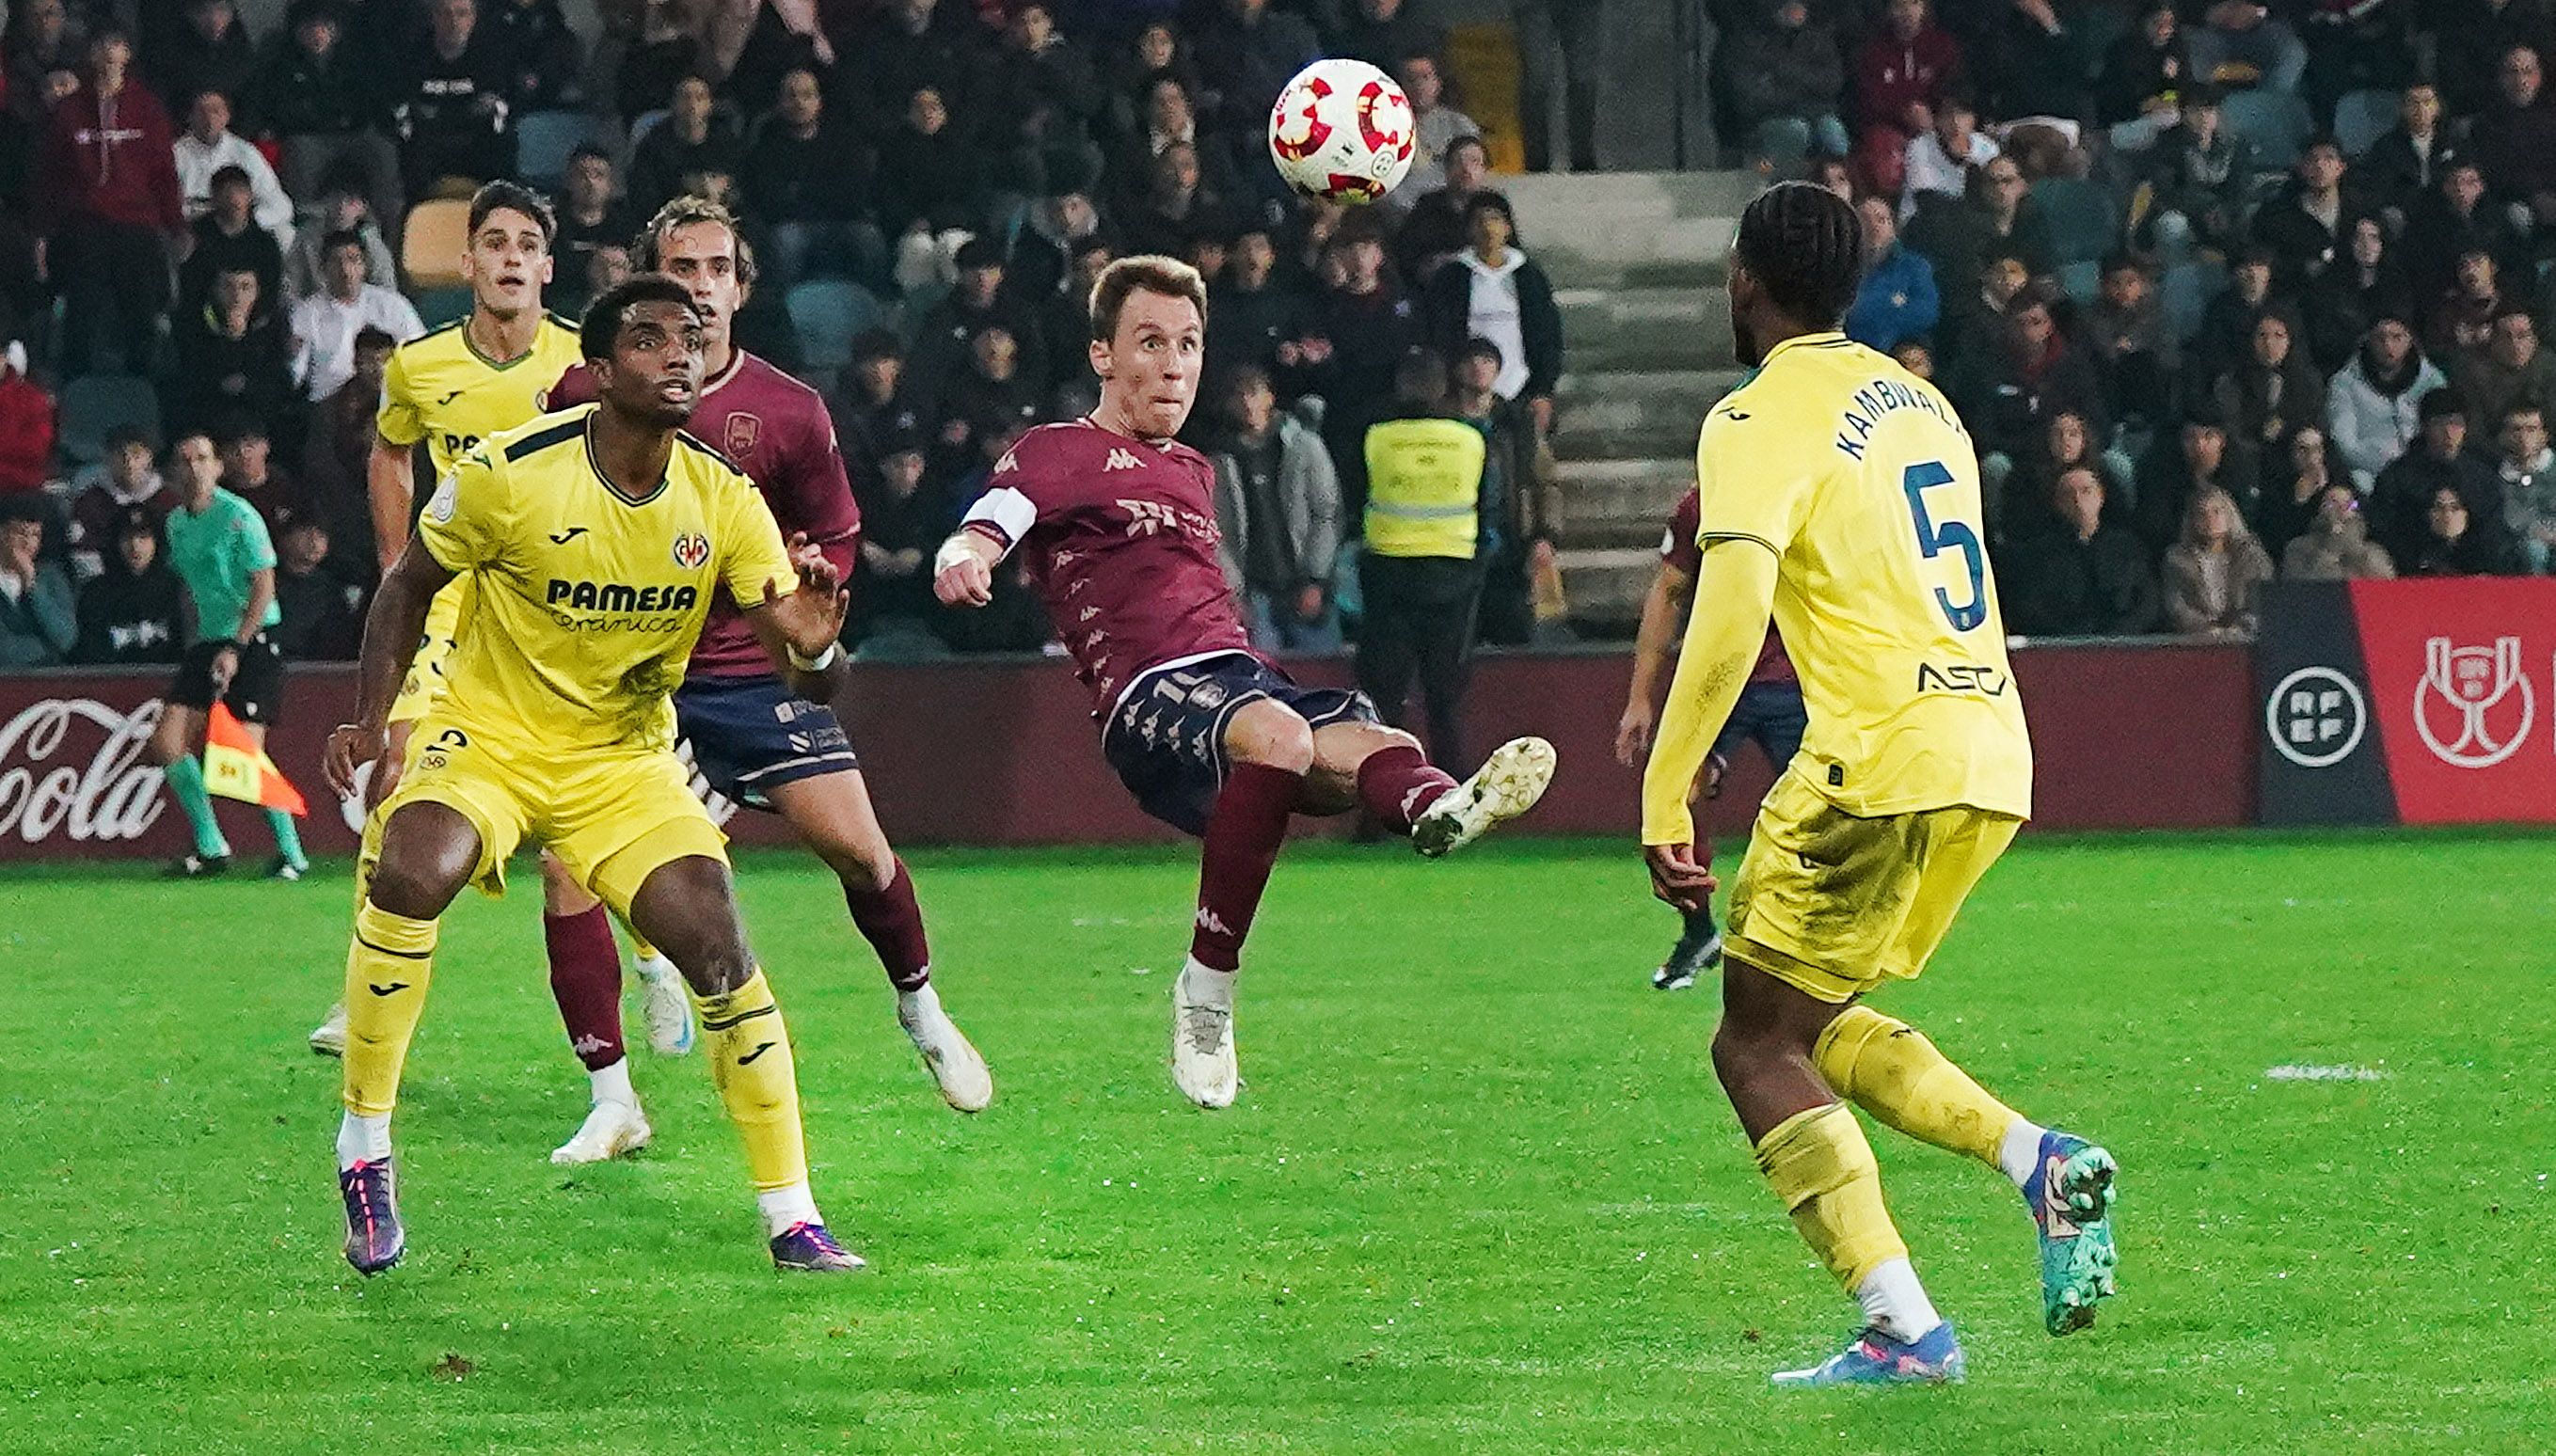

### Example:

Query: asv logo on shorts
xmin=2413 ymin=636 xmax=2534 ymax=768
xmin=671 ymin=531 xmax=711 ymax=570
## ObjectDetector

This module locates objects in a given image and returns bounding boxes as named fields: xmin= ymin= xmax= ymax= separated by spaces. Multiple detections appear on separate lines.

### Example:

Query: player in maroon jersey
xmin=1615 ymin=484 xmax=1806 ymax=990
xmin=931 ymin=256 xmax=1557 ymax=1108
xmin=542 ymin=199 xmax=991 ymax=1151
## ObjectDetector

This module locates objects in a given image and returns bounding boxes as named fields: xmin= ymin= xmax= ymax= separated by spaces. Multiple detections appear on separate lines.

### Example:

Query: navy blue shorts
xmin=673 ymin=673 xmax=860 ymax=810
xmin=1103 ymin=653 xmax=1380 ymax=836
xmin=1711 ymin=679 xmax=1808 ymax=771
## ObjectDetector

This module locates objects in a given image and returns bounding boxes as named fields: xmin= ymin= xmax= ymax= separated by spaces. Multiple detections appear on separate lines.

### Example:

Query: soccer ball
xmin=1268 ymin=58 xmax=1417 ymax=204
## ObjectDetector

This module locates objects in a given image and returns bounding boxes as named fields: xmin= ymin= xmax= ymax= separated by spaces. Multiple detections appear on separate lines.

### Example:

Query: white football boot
xmin=1412 ymin=736 xmax=1559 ymax=858
xmin=309 ymin=1002 xmax=348 ymax=1057
xmin=550 ymin=1097 xmax=653 ymax=1165
xmin=1170 ymin=960 xmax=1239 ymax=1108
xmin=897 ymin=983 xmax=993 ymax=1113
xmin=632 ymin=953 xmax=694 ymax=1055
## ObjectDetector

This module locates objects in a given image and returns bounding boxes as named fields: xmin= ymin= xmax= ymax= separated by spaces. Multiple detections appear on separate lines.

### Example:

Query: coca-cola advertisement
xmin=0 ymin=671 xmax=361 ymax=861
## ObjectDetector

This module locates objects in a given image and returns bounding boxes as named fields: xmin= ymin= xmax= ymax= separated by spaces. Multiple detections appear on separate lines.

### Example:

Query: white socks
xmin=1998 ymin=1116 xmax=2049 ymax=1190
xmin=590 ymin=1057 xmax=636 ymax=1108
xmin=1855 ymin=1258 xmax=1944 ymax=1344
xmin=1178 ymin=957 xmax=1236 ymax=1008
xmin=756 ymin=1181 xmax=820 ymax=1236
xmin=337 ymin=1112 xmax=391 ymax=1169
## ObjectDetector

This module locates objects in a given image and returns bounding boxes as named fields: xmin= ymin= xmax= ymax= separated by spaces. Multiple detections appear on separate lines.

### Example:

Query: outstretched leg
xmin=1169 ymin=699 xmax=1313 ymax=1109
xmin=769 ymin=769 xmax=992 ymax=1113
xmin=1306 ymin=719 xmax=1554 ymax=857
xmin=624 ymin=854 xmax=859 ymax=1272
xmin=336 ymin=800 xmax=483 ymax=1275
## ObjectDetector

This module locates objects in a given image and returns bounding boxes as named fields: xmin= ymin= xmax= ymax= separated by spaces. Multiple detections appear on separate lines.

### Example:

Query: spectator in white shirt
xmin=172 ymin=87 xmax=294 ymax=241
xmin=290 ymin=229 xmax=423 ymax=402
xmin=1900 ymin=88 xmax=1998 ymax=221
xmin=280 ymin=178 xmax=396 ymax=308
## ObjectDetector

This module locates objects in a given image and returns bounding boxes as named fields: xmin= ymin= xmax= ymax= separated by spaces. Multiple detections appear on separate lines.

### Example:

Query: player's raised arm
xmin=327 ymin=533 xmax=454 ymax=796
xmin=934 ymin=447 xmax=1040 ymax=608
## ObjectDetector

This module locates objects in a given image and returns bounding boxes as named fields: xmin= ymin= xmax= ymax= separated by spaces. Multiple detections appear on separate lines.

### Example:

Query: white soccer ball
xmin=1268 ymin=58 xmax=1417 ymax=205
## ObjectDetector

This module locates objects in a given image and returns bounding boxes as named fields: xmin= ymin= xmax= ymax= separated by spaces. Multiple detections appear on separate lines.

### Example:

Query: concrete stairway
xmin=1503 ymin=170 xmax=1762 ymax=634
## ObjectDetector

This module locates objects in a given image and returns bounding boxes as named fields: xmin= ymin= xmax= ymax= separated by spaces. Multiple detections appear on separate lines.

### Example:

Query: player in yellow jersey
xmin=323 ymin=276 xmax=862 ymax=1274
xmin=1639 ymin=183 xmax=2118 ymax=1386
xmin=312 ymin=184 xmax=694 ymax=1169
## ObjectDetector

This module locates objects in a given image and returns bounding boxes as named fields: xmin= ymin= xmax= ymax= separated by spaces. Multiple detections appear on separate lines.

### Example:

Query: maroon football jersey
xmin=961 ymin=418 xmax=1254 ymax=712
xmin=548 ymin=351 xmax=860 ymax=677
xmin=1662 ymin=485 xmax=1796 ymax=685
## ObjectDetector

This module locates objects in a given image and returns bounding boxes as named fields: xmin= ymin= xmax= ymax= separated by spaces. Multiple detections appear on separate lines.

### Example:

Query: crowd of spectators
xmin=1737 ymin=0 xmax=2556 ymax=639
xmin=0 ymin=0 xmax=1580 ymax=744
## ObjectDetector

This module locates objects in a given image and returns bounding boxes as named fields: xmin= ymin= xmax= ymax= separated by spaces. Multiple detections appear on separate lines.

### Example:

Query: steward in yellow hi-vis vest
xmin=1363 ymin=415 xmax=1489 ymax=560
xmin=1354 ymin=350 xmax=1495 ymax=768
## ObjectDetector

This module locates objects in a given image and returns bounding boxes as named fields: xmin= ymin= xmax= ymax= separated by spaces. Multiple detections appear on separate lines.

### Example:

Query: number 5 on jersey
xmin=1901 ymin=460 xmax=1986 ymax=632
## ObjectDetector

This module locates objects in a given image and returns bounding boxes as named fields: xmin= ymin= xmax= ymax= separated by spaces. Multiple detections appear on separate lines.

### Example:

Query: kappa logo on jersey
xmin=725 ymin=412 xmax=763 ymax=458
xmin=671 ymin=531 xmax=711 ymax=570
xmin=995 ymin=450 xmax=1019 ymax=474
xmin=1103 ymin=448 xmax=1144 ymax=471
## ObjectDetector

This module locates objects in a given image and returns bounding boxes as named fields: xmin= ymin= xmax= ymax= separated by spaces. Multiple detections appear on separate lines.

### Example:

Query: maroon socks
xmin=1355 ymin=744 xmax=1459 ymax=833
xmin=845 ymin=857 xmax=934 ymax=992
xmin=544 ymin=903 xmax=627 ymax=1072
xmin=1190 ymin=763 xmax=1303 ymax=972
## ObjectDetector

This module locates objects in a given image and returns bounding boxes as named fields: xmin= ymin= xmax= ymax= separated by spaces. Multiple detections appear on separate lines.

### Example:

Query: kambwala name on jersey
xmin=1832 ymin=377 xmax=1963 ymax=461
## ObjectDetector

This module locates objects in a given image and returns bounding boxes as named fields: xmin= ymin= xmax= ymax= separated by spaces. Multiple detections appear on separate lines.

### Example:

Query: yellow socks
xmin=1754 ymin=1101 xmax=1908 ymax=1291
xmin=694 ymin=971 xmax=809 ymax=1195
xmin=1814 ymin=1005 xmax=2020 ymax=1171
xmin=341 ymin=902 xmax=437 ymax=1119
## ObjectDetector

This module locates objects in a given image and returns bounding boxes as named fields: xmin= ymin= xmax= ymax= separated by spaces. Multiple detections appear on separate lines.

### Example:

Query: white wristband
xmin=786 ymin=641 xmax=841 ymax=673
xmin=934 ymin=535 xmax=983 ymax=575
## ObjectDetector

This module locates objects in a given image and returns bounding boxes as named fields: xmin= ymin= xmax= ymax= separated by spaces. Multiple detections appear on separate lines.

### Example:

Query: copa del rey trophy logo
xmin=2413 ymin=637 xmax=2535 ymax=769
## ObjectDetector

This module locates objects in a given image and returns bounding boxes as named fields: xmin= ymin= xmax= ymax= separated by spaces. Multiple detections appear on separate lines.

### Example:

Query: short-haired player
xmin=543 ymin=198 xmax=991 ymax=1123
xmin=932 ymin=257 xmax=1557 ymax=1109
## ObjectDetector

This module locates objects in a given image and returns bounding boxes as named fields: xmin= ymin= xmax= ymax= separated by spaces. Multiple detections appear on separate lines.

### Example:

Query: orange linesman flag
xmin=203 ymin=702 xmax=309 ymax=816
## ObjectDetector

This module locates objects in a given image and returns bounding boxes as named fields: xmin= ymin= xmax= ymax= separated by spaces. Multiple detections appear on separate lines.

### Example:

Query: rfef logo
xmin=2265 ymin=665 xmax=2367 ymax=769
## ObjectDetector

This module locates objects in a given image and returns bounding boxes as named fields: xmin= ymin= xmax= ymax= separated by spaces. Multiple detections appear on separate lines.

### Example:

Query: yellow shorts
xmin=363 ymin=720 xmax=730 ymax=913
xmin=387 ymin=578 xmax=471 ymax=725
xmin=1723 ymin=767 xmax=2022 ymax=1005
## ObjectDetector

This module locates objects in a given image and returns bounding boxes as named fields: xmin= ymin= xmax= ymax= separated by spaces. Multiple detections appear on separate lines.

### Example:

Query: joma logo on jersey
xmin=1915 ymin=662 xmax=2008 ymax=695
xmin=671 ymin=531 xmax=710 ymax=570
xmin=548 ymin=579 xmax=701 ymax=612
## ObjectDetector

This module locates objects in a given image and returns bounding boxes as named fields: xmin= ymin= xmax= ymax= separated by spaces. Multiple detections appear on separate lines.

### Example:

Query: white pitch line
xmin=2263 ymin=1064 xmax=2389 ymax=1083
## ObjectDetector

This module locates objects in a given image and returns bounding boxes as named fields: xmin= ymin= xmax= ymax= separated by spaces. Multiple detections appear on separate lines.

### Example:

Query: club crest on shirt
xmin=672 ymin=530 xmax=711 ymax=570
xmin=724 ymin=412 xmax=762 ymax=458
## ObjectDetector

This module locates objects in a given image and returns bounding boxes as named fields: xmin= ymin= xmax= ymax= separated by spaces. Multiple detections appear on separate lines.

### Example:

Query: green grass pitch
xmin=2 ymin=831 xmax=2551 ymax=1454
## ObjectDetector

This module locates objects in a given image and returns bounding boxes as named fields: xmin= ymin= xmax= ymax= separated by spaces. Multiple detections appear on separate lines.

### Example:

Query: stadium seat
xmin=786 ymin=279 xmax=887 ymax=375
xmin=56 ymin=374 xmax=161 ymax=466
xmin=2333 ymin=89 xmax=2399 ymax=158
xmin=516 ymin=109 xmax=606 ymax=190
xmin=401 ymin=198 xmax=471 ymax=289
xmin=2030 ymin=177 xmax=2118 ymax=267
xmin=2222 ymin=87 xmax=2313 ymax=172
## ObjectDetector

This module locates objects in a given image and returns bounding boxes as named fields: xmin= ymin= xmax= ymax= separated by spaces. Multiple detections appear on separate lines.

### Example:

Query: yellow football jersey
xmin=1693 ymin=331 xmax=2032 ymax=818
xmin=377 ymin=312 xmax=585 ymax=483
xmin=417 ymin=406 xmax=797 ymax=754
